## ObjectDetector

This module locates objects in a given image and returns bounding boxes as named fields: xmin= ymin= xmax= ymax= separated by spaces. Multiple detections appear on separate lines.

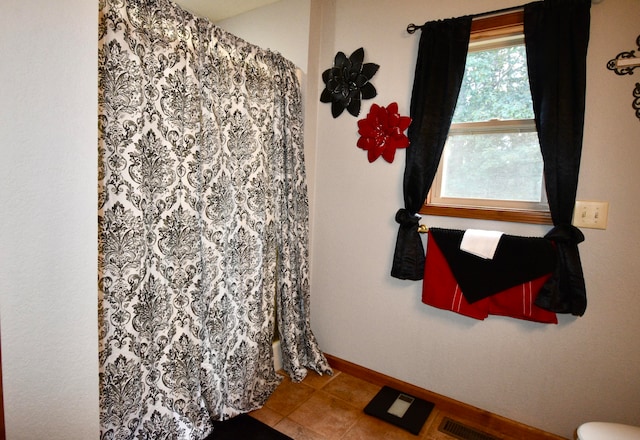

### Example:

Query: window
xmin=421 ymin=12 xmax=552 ymax=225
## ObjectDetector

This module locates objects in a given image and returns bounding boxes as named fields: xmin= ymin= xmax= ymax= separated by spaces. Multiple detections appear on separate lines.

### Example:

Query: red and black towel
xmin=422 ymin=228 xmax=557 ymax=323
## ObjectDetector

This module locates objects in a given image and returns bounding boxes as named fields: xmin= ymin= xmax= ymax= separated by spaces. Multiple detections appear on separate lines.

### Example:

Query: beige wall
xmin=307 ymin=1 xmax=640 ymax=438
xmin=206 ymin=1 xmax=640 ymax=437
xmin=0 ymin=1 xmax=99 ymax=439
xmin=1 ymin=1 xmax=638 ymax=439
xmin=216 ymin=0 xmax=311 ymax=70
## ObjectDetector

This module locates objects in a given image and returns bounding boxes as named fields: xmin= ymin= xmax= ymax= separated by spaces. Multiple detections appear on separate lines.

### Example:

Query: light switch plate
xmin=573 ymin=200 xmax=609 ymax=229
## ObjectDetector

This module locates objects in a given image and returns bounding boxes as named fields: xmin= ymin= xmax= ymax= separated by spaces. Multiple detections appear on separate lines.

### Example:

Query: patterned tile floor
xmin=250 ymin=368 xmax=451 ymax=440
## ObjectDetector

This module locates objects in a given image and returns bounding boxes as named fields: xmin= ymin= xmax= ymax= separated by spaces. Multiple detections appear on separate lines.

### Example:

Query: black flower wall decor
xmin=320 ymin=47 xmax=379 ymax=118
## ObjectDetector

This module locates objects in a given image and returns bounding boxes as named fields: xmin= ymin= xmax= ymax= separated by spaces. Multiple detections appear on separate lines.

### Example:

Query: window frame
xmin=419 ymin=10 xmax=553 ymax=225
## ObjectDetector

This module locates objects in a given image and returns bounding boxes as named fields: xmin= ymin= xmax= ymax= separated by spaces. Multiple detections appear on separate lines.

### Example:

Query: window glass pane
xmin=422 ymin=13 xmax=551 ymax=223
xmin=452 ymin=44 xmax=534 ymax=123
xmin=441 ymin=131 xmax=543 ymax=202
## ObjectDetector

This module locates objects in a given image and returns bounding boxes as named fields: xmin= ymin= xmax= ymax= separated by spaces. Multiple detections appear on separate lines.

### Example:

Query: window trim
xmin=470 ymin=10 xmax=524 ymax=41
xmin=431 ymin=119 xmax=549 ymax=212
xmin=419 ymin=10 xmax=553 ymax=225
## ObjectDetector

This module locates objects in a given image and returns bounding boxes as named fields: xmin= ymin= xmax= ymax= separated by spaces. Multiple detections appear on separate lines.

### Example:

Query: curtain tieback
xmin=544 ymin=224 xmax=585 ymax=245
xmin=395 ymin=208 xmax=420 ymax=229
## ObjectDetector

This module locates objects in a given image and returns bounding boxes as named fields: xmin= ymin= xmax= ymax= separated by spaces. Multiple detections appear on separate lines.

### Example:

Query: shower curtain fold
xmin=98 ymin=1 xmax=330 ymax=438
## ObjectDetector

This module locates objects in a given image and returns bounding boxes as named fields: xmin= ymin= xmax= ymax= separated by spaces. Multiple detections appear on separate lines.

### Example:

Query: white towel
xmin=460 ymin=229 xmax=504 ymax=259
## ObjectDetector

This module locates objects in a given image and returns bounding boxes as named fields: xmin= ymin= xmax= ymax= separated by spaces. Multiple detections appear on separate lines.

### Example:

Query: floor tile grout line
xmin=289 ymin=370 xmax=377 ymax=440
xmin=267 ymin=370 xmax=351 ymax=439
xmin=314 ymin=380 xmax=384 ymax=440
xmin=261 ymin=366 xmax=566 ymax=440
xmin=339 ymin=409 xmax=377 ymax=440
xmin=267 ymin=370 xmax=432 ymax=440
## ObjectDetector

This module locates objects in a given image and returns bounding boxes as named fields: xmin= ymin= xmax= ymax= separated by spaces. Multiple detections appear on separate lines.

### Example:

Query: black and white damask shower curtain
xmin=98 ymin=0 xmax=331 ymax=438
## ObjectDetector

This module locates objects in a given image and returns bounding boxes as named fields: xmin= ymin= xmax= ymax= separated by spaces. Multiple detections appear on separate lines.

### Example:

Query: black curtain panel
xmin=524 ymin=0 xmax=591 ymax=315
xmin=391 ymin=16 xmax=472 ymax=280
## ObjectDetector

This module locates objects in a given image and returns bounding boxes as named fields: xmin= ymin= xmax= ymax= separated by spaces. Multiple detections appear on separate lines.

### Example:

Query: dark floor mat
xmin=205 ymin=413 xmax=293 ymax=440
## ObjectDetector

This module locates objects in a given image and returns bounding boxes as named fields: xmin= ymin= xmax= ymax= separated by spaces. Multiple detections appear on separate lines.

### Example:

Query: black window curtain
xmin=392 ymin=0 xmax=590 ymax=316
xmin=524 ymin=0 xmax=591 ymax=316
xmin=391 ymin=16 xmax=472 ymax=280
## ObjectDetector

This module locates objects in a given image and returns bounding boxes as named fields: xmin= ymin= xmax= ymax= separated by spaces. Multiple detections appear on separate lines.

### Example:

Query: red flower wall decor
xmin=357 ymin=102 xmax=411 ymax=163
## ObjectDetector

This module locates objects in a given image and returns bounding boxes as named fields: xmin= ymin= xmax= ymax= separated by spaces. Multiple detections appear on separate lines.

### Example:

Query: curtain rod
xmin=406 ymin=4 xmax=526 ymax=34
xmin=406 ymin=1 xmax=601 ymax=34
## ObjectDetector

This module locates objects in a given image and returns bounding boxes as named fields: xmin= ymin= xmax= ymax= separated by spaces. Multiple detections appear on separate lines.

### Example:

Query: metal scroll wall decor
xmin=607 ymin=34 xmax=640 ymax=120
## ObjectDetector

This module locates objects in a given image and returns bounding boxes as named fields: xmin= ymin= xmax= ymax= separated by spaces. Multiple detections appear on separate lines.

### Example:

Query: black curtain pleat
xmin=524 ymin=0 xmax=591 ymax=315
xmin=391 ymin=16 xmax=472 ymax=280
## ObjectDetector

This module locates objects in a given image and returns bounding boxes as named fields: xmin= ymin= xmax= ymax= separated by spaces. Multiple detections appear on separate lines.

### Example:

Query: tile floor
xmin=250 ymin=368 xmax=459 ymax=440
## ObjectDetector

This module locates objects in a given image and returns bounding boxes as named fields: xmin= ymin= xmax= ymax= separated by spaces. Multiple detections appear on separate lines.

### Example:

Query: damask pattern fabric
xmin=98 ymin=1 xmax=331 ymax=438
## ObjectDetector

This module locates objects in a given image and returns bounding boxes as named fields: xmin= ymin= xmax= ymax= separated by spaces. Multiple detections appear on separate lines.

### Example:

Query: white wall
xmin=1 ymin=1 xmax=638 ymax=439
xmin=0 ymin=1 xmax=99 ymax=439
xmin=215 ymin=0 xmax=311 ymax=71
xmin=308 ymin=0 xmax=640 ymax=438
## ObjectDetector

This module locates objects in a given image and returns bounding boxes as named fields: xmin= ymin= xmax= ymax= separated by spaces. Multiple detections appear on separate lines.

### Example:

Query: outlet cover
xmin=573 ymin=200 xmax=609 ymax=229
